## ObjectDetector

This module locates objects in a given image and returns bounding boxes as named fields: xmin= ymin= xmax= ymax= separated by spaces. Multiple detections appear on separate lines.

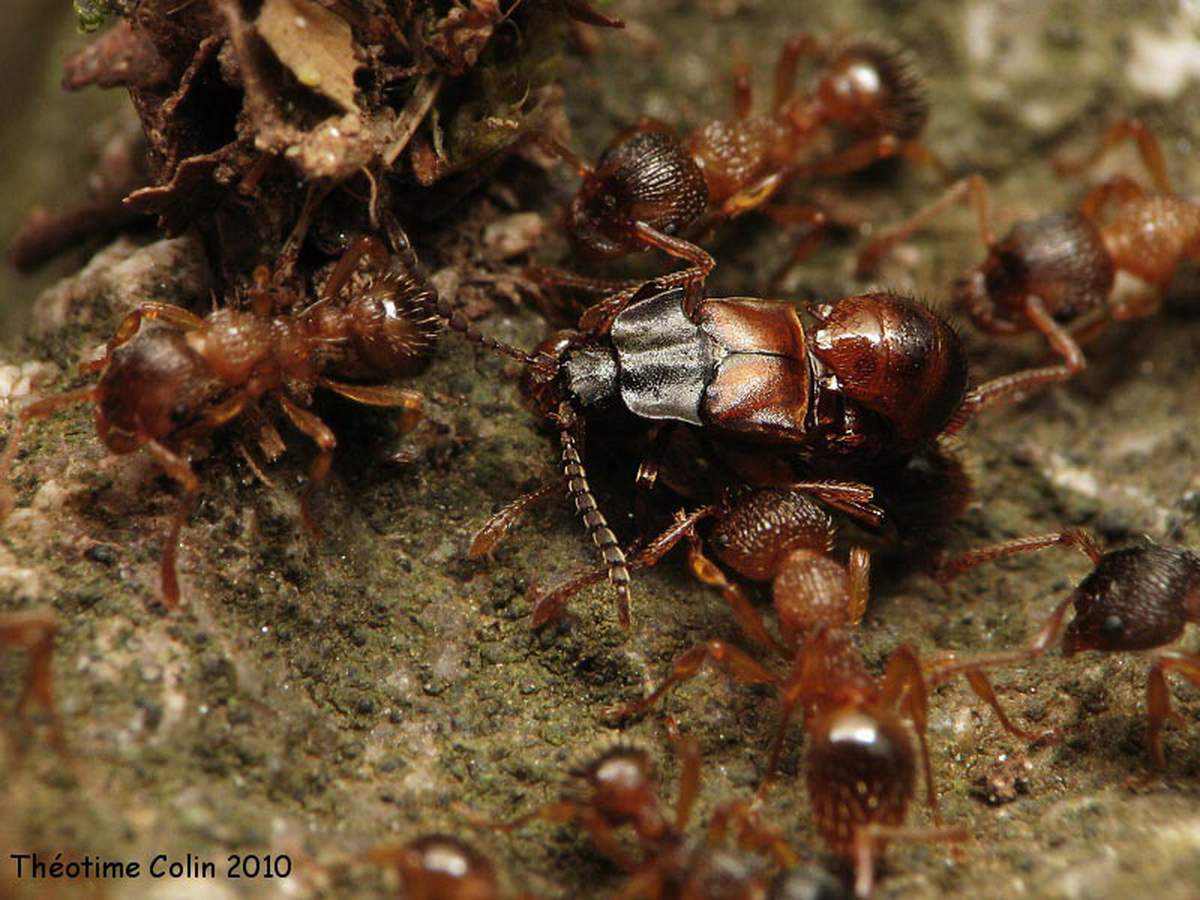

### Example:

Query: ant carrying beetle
xmin=537 ymin=33 xmax=932 ymax=276
xmin=856 ymin=119 xmax=1200 ymax=380
xmin=938 ymin=528 xmax=1200 ymax=777
xmin=1 ymin=232 xmax=439 ymax=607
xmin=453 ymin=243 xmax=1073 ymax=628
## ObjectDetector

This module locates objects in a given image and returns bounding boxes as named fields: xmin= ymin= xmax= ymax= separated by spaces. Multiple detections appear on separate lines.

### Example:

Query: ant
xmin=453 ymin=248 xmax=1071 ymax=628
xmin=366 ymin=834 xmax=505 ymax=900
xmin=1 ymin=232 xmax=439 ymax=607
xmin=468 ymin=727 xmax=813 ymax=900
xmin=537 ymin=33 xmax=932 ymax=277
xmin=0 ymin=611 xmax=62 ymax=752
xmin=601 ymin=487 xmax=1052 ymax=898
xmin=856 ymin=120 xmax=1200 ymax=381
xmin=938 ymin=528 xmax=1200 ymax=777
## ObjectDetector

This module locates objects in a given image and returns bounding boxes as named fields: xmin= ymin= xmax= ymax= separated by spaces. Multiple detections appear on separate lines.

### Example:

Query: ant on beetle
xmin=452 ymin=244 xmax=1073 ymax=628
xmin=536 ymin=34 xmax=932 ymax=279
xmin=856 ymin=119 xmax=1200 ymax=381
xmin=598 ymin=488 xmax=1027 ymax=898
xmin=1 ymin=231 xmax=438 ymax=607
xmin=937 ymin=528 xmax=1200 ymax=777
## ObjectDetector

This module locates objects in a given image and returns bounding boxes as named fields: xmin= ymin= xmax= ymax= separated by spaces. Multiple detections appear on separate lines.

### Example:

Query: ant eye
xmin=1100 ymin=614 xmax=1124 ymax=640
xmin=171 ymin=403 xmax=189 ymax=423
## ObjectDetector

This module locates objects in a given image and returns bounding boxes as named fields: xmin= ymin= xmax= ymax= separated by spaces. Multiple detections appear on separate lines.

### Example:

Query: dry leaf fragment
xmin=256 ymin=0 xmax=360 ymax=112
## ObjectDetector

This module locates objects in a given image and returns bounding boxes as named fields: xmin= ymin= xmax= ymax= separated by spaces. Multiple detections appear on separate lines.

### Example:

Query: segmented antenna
xmin=557 ymin=410 xmax=632 ymax=628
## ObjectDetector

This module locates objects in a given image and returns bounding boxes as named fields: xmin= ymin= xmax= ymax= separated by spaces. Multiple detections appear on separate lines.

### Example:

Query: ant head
xmin=1063 ymin=546 xmax=1194 ymax=654
xmin=386 ymin=835 xmax=498 ymax=900
xmin=95 ymin=329 xmax=222 ymax=453
xmin=571 ymin=743 xmax=668 ymax=839
xmin=815 ymin=39 xmax=928 ymax=140
xmin=567 ymin=130 xmax=707 ymax=261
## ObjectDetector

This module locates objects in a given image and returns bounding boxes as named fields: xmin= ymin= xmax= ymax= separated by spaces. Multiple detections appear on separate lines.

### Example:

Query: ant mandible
xmin=938 ymin=528 xmax=1200 ymax=777
xmin=856 ymin=119 xmax=1200 ymax=380
xmin=599 ymin=488 xmax=1045 ymax=898
xmin=537 ymin=33 xmax=931 ymax=276
xmin=1 ymin=233 xmax=439 ymax=607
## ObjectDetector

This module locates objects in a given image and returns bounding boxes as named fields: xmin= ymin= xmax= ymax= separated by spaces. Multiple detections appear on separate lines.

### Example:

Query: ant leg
xmin=2 ymin=612 xmax=63 ymax=752
xmin=879 ymin=645 xmax=940 ymax=825
xmin=321 ymin=235 xmax=391 ymax=301
xmin=732 ymin=57 xmax=753 ymax=119
xmin=82 ymin=303 xmax=208 ymax=374
xmin=139 ymin=435 xmax=201 ymax=608
xmin=524 ymin=130 xmax=593 ymax=177
xmin=530 ymin=505 xmax=716 ymax=627
xmin=1055 ymin=118 xmax=1173 ymax=194
xmin=856 ymin=174 xmax=992 ymax=276
xmin=938 ymin=529 xmax=1100 ymax=582
xmin=773 ymin=33 xmax=821 ymax=110
xmin=664 ymin=718 xmax=702 ymax=831
xmin=277 ymin=395 xmax=336 ymax=540
xmin=318 ymin=378 xmax=424 ymax=414
xmin=1077 ymin=173 xmax=1148 ymax=222
xmin=949 ymin=357 xmax=1077 ymax=430
xmin=470 ymin=479 xmax=564 ymax=557
xmin=1141 ymin=651 xmax=1200 ymax=778
xmin=791 ymin=134 xmax=900 ymax=180
xmin=604 ymin=639 xmax=782 ymax=722
xmin=687 ymin=536 xmax=788 ymax=658
xmin=847 ymin=547 xmax=870 ymax=626
xmin=851 ymin=823 xmax=969 ymax=900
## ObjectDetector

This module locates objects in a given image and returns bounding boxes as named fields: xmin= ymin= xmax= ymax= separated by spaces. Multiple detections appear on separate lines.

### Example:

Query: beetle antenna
xmin=556 ymin=405 xmax=633 ymax=628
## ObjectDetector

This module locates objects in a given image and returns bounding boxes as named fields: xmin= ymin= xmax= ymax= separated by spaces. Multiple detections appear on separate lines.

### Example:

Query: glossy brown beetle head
xmin=815 ymin=38 xmax=928 ymax=140
xmin=567 ymin=130 xmax=708 ymax=261
xmin=1063 ymin=546 xmax=1200 ymax=655
xmin=95 ymin=328 xmax=224 ymax=454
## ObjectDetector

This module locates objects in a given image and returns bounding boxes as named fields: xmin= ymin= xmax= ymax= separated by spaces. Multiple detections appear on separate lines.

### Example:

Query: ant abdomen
xmin=806 ymin=705 xmax=914 ymax=858
xmin=809 ymin=293 xmax=968 ymax=448
xmin=568 ymin=130 xmax=708 ymax=261
xmin=816 ymin=39 xmax=928 ymax=140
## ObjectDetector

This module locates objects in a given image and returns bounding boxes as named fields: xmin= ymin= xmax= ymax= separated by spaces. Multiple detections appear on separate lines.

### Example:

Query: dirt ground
xmin=1 ymin=1 xmax=1199 ymax=898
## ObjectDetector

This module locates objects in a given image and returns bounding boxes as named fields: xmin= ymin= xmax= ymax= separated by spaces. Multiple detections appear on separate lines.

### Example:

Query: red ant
xmin=1 ymin=233 xmax=438 ymax=607
xmin=453 ymin=247 xmax=1072 ymax=628
xmin=366 ymin=834 xmax=505 ymax=900
xmin=856 ymin=120 xmax=1200 ymax=381
xmin=938 ymin=528 xmax=1200 ymax=777
xmin=538 ymin=34 xmax=932 ymax=276
xmin=468 ymin=727 xmax=812 ymax=900
xmin=0 ymin=612 xmax=62 ymax=752
xmin=600 ymin=487 xmax=1056 ymax=897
